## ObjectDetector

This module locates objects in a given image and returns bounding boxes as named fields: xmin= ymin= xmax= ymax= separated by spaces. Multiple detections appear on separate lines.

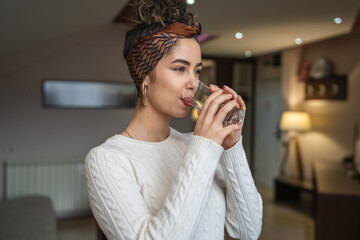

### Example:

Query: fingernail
xmin=209 ymin=84 xmax=214 ymax=88
xmin=224 ymin=85 xmax=228 ymax=88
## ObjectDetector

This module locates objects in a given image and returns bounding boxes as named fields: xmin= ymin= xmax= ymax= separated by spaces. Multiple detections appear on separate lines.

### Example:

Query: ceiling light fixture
xmin=186 ymin=0 xmax=195 ymax=5
xmin=334 ymin=17 xmax=342 ymax=24
xmin=295 ymin=38 xmax=302 ymax=45
xmin=245 ymin=50 xmax=252 ymax=57
xmin=235 ymin=32 xmax=243 ymax=39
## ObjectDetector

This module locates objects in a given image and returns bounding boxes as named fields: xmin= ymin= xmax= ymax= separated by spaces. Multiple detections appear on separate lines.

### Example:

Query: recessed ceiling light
xmin=245 ymin=50 xmax=252 ymax=57
xmin=235 ymin=32 xmax=243 ymax=39
xmin=295 ymin=38 xmax=302 ymax=45
xmin=334 ymin=17 xmax=342 ymax=24
xmin=186 ymin=0 xmax=195 ymax=5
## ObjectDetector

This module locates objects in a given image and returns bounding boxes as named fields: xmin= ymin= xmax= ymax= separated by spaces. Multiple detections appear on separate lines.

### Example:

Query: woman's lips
xmin=181 ymin=97 xmax=193 ymax=107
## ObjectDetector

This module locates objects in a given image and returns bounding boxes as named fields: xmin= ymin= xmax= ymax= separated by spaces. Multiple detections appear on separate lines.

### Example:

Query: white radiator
xmin=3 ymin=157 xmax=90 ymax=218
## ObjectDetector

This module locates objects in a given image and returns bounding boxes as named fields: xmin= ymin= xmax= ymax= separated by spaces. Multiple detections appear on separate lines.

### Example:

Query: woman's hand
xmin=193 ymin=89 xmax=243 ymax=146
xmin=209 ymin=84 xmax=246 ymax=150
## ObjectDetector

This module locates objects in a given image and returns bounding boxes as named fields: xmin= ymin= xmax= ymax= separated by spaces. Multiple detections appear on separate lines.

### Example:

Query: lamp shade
xmin=280 ymin=111 xmax=311 ymax=131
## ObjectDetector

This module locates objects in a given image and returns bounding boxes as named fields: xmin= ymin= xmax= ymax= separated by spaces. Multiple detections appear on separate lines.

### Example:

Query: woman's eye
xmin=194 ymin=69 xmax=202 ymax=75
xmin=175 ymin=67 xmax=185 ymax=72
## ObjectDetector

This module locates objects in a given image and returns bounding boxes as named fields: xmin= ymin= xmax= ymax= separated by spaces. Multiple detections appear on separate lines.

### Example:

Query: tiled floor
xmin=57 ymin=186 xmax=315 ymax=240
xmin=258 ymin=186 xmax=314 ymax=240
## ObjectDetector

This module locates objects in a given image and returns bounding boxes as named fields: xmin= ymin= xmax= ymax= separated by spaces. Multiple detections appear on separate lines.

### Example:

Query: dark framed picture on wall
xmin=42 ymin=79 xmax=137 ymax=109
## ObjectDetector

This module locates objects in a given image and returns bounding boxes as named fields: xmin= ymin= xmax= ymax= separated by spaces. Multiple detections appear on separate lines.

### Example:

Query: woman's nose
xmin=187 ymin=71 xmax=199 ymax=87
xmin=186 ymin=77 xmax=198 ymax=90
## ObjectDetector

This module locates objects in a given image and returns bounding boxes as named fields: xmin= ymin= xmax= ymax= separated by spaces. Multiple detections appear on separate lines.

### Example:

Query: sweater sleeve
xmin=219 ymin=137 xmax=263 ymax=240
xmin=85 ymin=135 xmax=223 ymax=240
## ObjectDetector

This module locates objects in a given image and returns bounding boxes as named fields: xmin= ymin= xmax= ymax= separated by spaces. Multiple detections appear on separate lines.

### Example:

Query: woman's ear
xmin=143 ymin=75 xmax=150 ymax=86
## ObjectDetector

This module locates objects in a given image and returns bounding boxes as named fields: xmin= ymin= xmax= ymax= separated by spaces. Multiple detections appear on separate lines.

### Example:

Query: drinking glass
xmin=182 ymin=80 xmax=244 ymax=127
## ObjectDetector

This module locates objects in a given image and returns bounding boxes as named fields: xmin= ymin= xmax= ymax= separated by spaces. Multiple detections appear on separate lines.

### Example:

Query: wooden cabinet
xmin=275 ymin=161 xmax=360 ymax=240
xmin=314 ymin=161 xmax=360 ymax=240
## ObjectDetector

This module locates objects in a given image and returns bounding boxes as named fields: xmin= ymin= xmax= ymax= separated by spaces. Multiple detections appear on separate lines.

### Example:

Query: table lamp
xmin=279 ymin=111 xmax=311 ymax=180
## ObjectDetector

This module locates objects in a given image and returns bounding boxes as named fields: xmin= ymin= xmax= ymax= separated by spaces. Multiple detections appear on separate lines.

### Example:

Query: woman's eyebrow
xmin=171 ymin=59 xmax=202 ymax=67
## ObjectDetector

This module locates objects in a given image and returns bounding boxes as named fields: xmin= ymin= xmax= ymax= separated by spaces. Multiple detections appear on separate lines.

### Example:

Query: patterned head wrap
xmin=125 ymin=22 xmax=201 ymax=88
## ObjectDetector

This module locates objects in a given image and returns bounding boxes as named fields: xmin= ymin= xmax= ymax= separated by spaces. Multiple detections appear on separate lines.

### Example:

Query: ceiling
xmin=0 ymin=0 xmax=359 ymax=58
xmin=189 ymin=0 xmax=360 ymax=57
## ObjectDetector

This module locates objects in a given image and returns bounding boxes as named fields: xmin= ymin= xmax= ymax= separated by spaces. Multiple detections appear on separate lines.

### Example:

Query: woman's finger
xmin=222 ymin=122 xmax=242 ymax=137
xmin=203 ymin=93 xmax=233 ymax=125
xmin=209 ymin=84 xmax=221 ymax=92
xmin=197 ymin=90 xmax=223 ymax=123
xmin=223 ymin=85 xmax=238 ymax=100
xmin=237 ymin=95 xmax=246 ymax=112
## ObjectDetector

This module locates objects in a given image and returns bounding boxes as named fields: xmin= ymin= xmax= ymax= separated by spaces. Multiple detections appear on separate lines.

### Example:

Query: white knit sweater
xmin=85 ymin=127 xmax=262 ymax=240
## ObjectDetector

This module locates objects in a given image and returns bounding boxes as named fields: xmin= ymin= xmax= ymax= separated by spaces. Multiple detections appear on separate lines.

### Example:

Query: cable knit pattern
xmin=220 ymin=138 xmax=263 ymax=240
xmin=85 ymin=127 xmax=262 ymax=240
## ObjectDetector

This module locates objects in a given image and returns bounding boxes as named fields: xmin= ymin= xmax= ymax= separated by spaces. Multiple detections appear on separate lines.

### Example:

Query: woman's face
xmin=143 ymin=38 xmax=202 ymax=118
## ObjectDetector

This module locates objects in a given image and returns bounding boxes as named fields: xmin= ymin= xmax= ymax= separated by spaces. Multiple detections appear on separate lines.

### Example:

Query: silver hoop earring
xmin=142 ymin=83 xmax=147 ymax=96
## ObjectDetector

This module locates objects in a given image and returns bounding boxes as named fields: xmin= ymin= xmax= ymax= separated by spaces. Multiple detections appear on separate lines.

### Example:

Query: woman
xmin=85 ymin=0 xmax=263 ymax=239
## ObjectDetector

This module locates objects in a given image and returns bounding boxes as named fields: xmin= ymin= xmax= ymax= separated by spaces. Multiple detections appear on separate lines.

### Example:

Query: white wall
xmin=0 ymin=23 xmax=193 ymax=199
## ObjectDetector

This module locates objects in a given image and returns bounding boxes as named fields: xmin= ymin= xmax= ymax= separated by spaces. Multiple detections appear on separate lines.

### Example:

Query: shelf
xmin=305 ymin=75 xmax=347 ymax=100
